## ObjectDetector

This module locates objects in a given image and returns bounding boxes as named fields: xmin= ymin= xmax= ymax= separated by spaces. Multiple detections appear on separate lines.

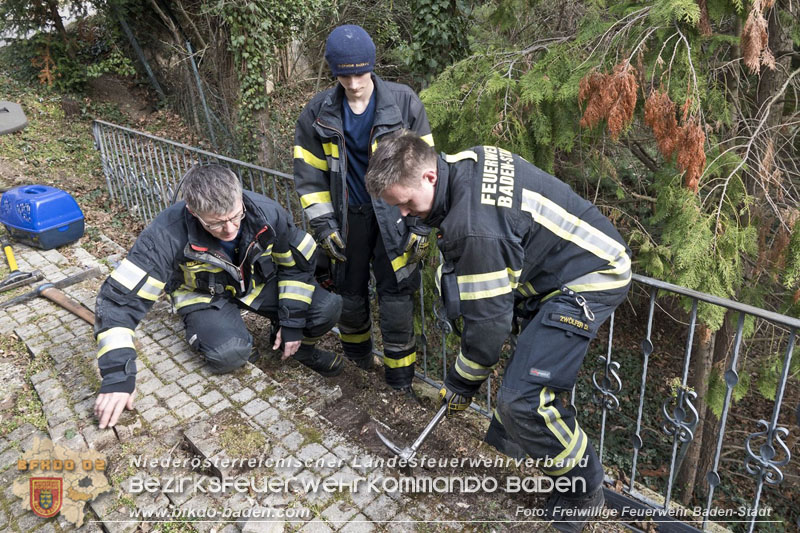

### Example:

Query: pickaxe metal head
xmin=0 ymin=269 xmax=44 ymax=292
xmin=375 ymin=403 xmax=448 ymax=462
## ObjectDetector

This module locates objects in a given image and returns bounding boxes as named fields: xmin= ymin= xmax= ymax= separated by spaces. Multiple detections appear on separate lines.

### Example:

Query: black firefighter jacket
xmin=425 ymin=147 xmax=633 ymax=396
xmin=293 ymin=73 xmax=434 ymax=284
xmin=94 ymin=190 xmax=318 ymax=394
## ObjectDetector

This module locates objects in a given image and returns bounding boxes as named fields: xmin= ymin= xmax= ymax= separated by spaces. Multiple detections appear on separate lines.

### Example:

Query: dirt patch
xmin=87 ymin=74 xmax=156 ymax=122
xmin=247 ymin=327 xmax=624 ymax=532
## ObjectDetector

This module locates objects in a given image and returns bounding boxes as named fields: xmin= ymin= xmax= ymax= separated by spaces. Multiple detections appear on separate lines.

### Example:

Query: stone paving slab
xmin=0 ymin=237 xmax=486 ymax=533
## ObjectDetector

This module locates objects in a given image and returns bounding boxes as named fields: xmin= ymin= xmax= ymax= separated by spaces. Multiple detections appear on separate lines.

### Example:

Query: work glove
xmin=319 ymin=229 xmax=346 ymax=262
xmin=439 ymin=385 xmax=472 ymax=417
xmin=404 ymin=232 xmax=430 ymax=264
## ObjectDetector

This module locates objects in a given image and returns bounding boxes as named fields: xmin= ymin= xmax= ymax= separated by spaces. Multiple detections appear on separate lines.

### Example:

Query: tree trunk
xmin=677 ymin=324 xmax=714 ymax=505
xmin=44 ymin=0 xmax=74 ymax=58
xmin=695 ymin=310 xmax=737 ymax=499
xmin=755 ymin=0 xmax=793 ymax=132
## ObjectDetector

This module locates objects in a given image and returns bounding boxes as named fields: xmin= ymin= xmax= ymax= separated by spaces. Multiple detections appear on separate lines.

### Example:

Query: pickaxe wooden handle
xmin=0 ymin=267 xmax=101 ymax=316
xmin=38 ymin=284 xmax=95 ymax=325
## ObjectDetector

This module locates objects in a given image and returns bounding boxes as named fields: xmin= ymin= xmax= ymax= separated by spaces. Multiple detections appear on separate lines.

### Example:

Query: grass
xmin=0 ymin=333 xmax=49 ymax=435
xmin=218 ymin=422 xmax=268 ymax=458
xmin=295 ymin=420 xmax=323 ymax=446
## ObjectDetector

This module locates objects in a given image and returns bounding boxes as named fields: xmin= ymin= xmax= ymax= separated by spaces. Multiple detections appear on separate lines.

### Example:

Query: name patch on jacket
xmin=481 ymin=146 xmax=515 ymax=208
xmin=551 ymin=313 xmax=590 ymax=331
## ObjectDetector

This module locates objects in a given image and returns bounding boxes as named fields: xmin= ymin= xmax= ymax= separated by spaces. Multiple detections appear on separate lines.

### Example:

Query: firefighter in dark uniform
xmin=293 ymin=25 xmax=434 ymax=396
xmin=93 ymin=164 xmax=343 ymax=429
xmin=365 ymin=131 xmax=632 ymax=532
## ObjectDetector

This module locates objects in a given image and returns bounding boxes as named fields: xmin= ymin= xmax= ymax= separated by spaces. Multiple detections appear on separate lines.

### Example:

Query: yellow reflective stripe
xmin=443 ymin=150 xmax=478 ymax=163
xmin=340 ymin=330 xmax=371 ymax=343
xmin=300 ymin=191 xmax=332 ymax=208
xmin=543 ymin=427 xmax=589 ymax=476
xmin=238 ymin=282 xmax=265 ymax=306
xmin=384 ymin=351 xmax=416 ymax=369
xmin=391 ymin=250 xmax=412 ymax=272
xmin=454 ymin=351 xmax=493 ymax=381
xmin=96 ymin=327 xmax=135 ymax=358
xmin=179 ymin=263 xmax=223 ymax=289
xmin=136 ymin=276 xmax=165 ymax=301
xmin=322 ymin=142 xmax=339 ymax=158
xmin=506 ymin=268 xmax=521 ymax=288
xmin=565 ymin=269 xmax=632 ymax=293
xmin=371 ymin=140 xmax=378 ymax=153
xmin=457 ymin=269 xmax=513 ymax=301
xmin=301 ymin=191 xmax=334 ymax=220
xmin=272 ymin=250 xmax=296 ymax=267
xmin=420 ymin=133 xmax=434 ymax=147
xmin=171 ymin=289 xmax=213 ymax=309
xmin=110 ymin=258 xmax=147 ymax=291
xmin=521 ymin=189 xmax=630 ymax=275
xmin=296 ymin=232 xmax=316 ymax=261
xmin=516 ymin=281 xmax=538 ymax=298
xmin=278 ymin=280 xmax=314 ymax=304
xmin=261 ymin=244 xmax=274 ymax=256
xmin=294 ymin=145 xmax=328 ymax=171
xmin=537 ymin=387 xmax=573 ymax=448
xmin=301 ymin=335 xmax=322 ymax=347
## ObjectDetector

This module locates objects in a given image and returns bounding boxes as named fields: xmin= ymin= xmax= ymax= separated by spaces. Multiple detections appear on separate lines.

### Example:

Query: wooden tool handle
xmin=39 ymin=286 xmax=95 ymax=325
xmin=2 ymin=242 xmax=18 ymax=272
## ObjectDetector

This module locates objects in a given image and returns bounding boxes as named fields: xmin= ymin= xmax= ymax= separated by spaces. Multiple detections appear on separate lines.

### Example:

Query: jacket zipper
xmin=316 ymin=118 xmax=349 ymax=238
xmin=187 ymin=230 xmax=267 ymax=295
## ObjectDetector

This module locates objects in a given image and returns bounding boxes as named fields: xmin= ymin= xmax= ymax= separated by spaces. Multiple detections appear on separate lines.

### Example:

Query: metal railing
xmin=93 ymin=121 xmax=798 ymax=532
xmin=92 ymin=120 xmax=304 ymax=230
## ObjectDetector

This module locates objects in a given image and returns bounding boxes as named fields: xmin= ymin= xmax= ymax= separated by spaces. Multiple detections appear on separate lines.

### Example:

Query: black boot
xmin=293 ymin=345 xmax=344 ymax=377
xmin=348 ymin=353 xmax=374 ymax=370
xmin=545 ymin=484 xmax=605 ymax=532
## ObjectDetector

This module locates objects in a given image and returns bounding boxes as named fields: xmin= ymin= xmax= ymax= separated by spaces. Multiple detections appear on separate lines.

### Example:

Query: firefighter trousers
xmin=181 ymin=283 xmax=341 ymax=373
xmin=337 ymin=204 xmax=420 ymax=389
xmin=486 ymin=285 xmax=628 ymax=496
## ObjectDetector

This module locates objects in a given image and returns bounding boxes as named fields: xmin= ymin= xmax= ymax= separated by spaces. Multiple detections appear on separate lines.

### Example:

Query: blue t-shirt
xmin=342 ymin=92 xmax=376 ymax=206
xmin=217 ymin=231 xmax=241 ymax=261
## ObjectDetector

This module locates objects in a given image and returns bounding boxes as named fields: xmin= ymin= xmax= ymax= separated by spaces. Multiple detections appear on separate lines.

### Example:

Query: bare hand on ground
xmin=273 ymin=327 xmax=301 ymax=360
xmin=94 ymin=390 xmax=136 ymax=429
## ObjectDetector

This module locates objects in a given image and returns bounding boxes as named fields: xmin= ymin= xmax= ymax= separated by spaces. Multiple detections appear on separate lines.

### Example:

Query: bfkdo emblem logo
xmin=30 ymin=478 xmax=62 ymax=518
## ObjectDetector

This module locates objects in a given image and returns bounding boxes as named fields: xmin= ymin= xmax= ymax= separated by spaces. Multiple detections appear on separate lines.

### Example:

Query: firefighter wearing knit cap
xmin=293 ymin=25 xmax=434 ymax=399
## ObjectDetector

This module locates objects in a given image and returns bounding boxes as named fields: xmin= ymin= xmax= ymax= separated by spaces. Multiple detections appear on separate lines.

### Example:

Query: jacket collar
xmin=423 ymin=155 xmax=451 ymax=228
xmin=317 ymin=74 xmax=400 ymax=131
xmin=183 ymin=191 xmax=270 ymax=255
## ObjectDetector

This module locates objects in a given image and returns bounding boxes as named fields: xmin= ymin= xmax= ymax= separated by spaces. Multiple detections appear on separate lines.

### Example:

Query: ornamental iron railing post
xmin=592 ymin=311 xmax=622 ymax=460
xmin=661 ymin=299 xmax=700 ymax=508
xmin=629 ymin=288 xmax=655 ymax=492
xmin=743 ymin=328 xmax=795 ymax=533
xmin=703 ymin=312 xmax=745 ymax=529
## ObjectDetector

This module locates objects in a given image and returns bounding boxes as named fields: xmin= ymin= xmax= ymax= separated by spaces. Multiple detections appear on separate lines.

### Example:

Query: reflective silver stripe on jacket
xmin=110 ymin=258 xmax=147 ymax=291
xmin=96 ymin=327 xmax=135 ymax=358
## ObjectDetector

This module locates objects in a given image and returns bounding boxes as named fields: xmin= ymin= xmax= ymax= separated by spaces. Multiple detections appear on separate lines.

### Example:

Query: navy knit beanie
xmin=325 ymin=25 xmax=375 ymax=77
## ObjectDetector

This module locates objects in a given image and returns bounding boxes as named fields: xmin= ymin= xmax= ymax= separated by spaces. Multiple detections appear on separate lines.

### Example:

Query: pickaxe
xmin=376 ymin=403 xmax=448 ymax=462
xmin=0 ymin=267 xmax=101 ymax=325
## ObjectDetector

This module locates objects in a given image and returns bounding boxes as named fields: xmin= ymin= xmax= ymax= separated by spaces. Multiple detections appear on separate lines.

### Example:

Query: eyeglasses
xmin=194 ymin=204 xmax=246 ymax=231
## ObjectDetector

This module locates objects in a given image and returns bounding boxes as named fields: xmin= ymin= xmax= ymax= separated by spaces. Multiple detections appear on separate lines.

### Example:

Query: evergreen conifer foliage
xmin=421 ymin=0 xmax=799 ymax=506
